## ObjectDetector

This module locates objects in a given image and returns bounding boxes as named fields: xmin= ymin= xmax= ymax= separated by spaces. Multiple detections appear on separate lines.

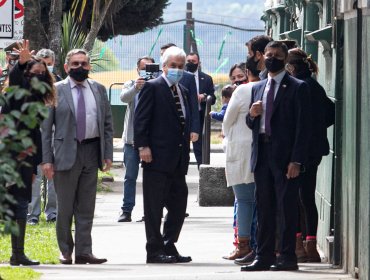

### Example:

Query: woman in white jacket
xmin=222 ymin=56 xmax=261 ymax=260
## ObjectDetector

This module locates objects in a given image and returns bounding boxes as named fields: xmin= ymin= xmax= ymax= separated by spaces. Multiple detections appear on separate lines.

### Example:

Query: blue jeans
xmin=121 ymin=144 xmax=140 ymax=213
xmin=232 ymin=183 xmax=255 ymax=238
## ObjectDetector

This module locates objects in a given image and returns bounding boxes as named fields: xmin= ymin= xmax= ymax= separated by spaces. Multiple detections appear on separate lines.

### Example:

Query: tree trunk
xmin=48 ymin=0 xmax=63 ymax=74
xmin=82 ymin=0 xmax=113 ymax=52
xmin=23 ymin=0 xmax=48 ymax=51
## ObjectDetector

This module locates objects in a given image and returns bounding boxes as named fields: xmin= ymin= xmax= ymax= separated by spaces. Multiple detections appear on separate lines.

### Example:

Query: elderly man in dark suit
xmin=243 ymin=41 xmax=311 ymax=272
xmin=185 ymin=52 xmax=215 ymax=167
xmin=42 ymin=49 xmax=113 ymax=265
xmin=134 ymin=46 xmax=192 ymax=264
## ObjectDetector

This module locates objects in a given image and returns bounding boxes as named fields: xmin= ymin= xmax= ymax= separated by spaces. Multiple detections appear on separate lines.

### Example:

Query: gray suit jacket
xmin=42 ymin=77 xmax=113 ymax=171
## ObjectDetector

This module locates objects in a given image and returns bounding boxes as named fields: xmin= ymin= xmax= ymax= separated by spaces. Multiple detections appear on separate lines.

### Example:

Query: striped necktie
xmin=171 ymin=85 xmax=185 ymax=129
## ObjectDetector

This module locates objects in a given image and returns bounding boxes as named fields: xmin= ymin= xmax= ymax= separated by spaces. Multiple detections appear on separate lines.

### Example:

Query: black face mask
xmin=185 ymin=62 xmax=198 ymax=73
xmin=28 ymin=73 xmax=48 ymax=83
xmin=265 ymin=57 xmax=285 ymax=73
xmin=234 ymin=79 xmax=247 ymax=86
xmin=69 ymin=67 xmax=89 ymax=82
xmin=247 ymin=55 xmax=259 ymax=70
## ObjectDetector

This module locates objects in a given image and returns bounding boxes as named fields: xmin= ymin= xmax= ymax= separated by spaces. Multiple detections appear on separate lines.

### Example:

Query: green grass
xmin=97 ymin=170 xmax=113 ymax=192
xmin=0 ymin=216 xmax=59 ymax=265
xmin=0 ymin=266 xmax=41 ymax=280
xmin=211 ymin=131 xmax=223 ymax=145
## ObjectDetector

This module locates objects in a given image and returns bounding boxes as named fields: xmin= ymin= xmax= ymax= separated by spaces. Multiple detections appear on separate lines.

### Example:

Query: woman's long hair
xmin=25 ymin=58 xmax=57 ymax=107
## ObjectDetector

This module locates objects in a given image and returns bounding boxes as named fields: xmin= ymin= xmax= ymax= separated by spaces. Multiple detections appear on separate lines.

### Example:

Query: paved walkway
xmin=29 ymin=148 xmax=353 ymax=280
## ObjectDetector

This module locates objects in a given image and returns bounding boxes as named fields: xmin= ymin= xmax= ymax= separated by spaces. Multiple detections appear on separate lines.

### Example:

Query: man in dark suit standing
xmin=134 ymin=46 xmax=192 ymax=264
xmin=42 ymin=49 xmax=113 ymax=265
xmin=242 ymin=41 xmax=311 ymax=271
xmin=185 ymin=53 xmax=215 ymax=166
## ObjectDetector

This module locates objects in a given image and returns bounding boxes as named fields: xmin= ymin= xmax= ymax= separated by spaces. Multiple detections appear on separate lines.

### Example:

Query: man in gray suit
xmin=41 ymin=49 xmax=113 ymax=265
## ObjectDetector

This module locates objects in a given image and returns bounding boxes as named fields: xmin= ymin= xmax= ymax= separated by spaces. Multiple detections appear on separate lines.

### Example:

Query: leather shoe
xmin=146 ymin=254 xmax=176 ymax=264
xmin=75 ymin=254 xmax=107 ymax=264
xmin=270 ymin=261 xmax=298 ymax=271
xmin=59 ymin=253 xmax=72 ymax=265
xmin=118 ymin=212 xmax=132 ymax=222
xmin=173 ymin=254 xmax=192 ymax=263
xmin=241 ymin=259 xmax=272 ymax=271
xmin=234 ymin=250 xmax=256 ymax=265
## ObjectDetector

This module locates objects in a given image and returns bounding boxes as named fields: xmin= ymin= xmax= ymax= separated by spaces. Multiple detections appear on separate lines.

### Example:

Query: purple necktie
xmin=265 ymin=79 xmax=275 ymax=136
xmin=76 ymin=85 xmax=86 ymax=142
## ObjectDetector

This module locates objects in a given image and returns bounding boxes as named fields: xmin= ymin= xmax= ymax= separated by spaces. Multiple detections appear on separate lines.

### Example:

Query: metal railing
xmin=108 ymin=82 xmax=125 ymax=102
xmin=201 ymin=95 xmax=213 ymax=165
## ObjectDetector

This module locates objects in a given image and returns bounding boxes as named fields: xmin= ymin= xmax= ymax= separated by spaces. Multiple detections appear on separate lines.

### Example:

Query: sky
xmin=162 ymin=0 xmax=265 ymax=28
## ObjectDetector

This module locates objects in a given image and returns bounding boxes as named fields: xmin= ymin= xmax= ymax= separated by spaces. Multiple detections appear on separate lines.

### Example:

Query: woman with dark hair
xmin=222 ymin=57 xmax=260 ymax=261
xmin=229 ymin=63 xmax=248 ymax=86
xmin=4 ymin=40 xmax=57 ymax=266
xmin=286 ymin=48 xmax=335 ymax=263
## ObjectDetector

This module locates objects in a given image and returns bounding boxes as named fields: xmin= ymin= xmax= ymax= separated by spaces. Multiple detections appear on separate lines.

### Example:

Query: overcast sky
xmin=162 ymin=0 xmax=265 ymax=28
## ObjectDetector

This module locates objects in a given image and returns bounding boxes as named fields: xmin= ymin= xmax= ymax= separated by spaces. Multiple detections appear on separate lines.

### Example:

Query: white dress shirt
xmin=259 ymin=70 xmax=286 ymax=134
xmin=69 ymin=77 xmax=99 ymax=139
xmin=162 ymin=73 xmax=186 ymax=119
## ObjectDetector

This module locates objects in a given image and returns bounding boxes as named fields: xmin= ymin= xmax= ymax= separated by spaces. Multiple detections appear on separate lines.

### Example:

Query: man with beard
xmin=42 ymin=49 xmax=113 ymax=265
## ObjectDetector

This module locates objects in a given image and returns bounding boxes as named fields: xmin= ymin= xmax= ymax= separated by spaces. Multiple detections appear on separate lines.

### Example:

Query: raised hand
xmin=13 ymin=39 xmax=35 ymax=65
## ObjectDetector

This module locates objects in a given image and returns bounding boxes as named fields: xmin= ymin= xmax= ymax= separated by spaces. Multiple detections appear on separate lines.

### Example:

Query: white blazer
xmin=222 ymin=82 xmax=256 ymax=187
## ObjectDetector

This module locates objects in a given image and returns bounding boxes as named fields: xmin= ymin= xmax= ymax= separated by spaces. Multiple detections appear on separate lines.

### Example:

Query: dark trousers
xmin=254 ymin=141 xmax=299 ymax=263
xmin=142 ymin=167 xmax=188 ymax=257
xmin=297 ymin=158 xmax=321 ymax=237
xmin=193 ymin=109 xmax=205 ymax=166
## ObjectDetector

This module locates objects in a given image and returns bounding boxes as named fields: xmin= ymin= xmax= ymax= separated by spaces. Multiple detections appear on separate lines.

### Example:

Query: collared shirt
xmin=162 ymin=73 xmax=186 ymax=119
xmin=259 ymin=70 xmax=286 ymax=133
xmin=193 ymin=69 xmax=202 ymax=110
xmin=69 ymin=77 xmax=99 ymax=139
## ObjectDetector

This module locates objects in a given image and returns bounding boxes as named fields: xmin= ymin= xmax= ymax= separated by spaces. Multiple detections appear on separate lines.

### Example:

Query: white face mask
xmin=139 ymin=70 xmax=146 ymax=78
xmin=47 ymin=65 xmax=54 ymax=73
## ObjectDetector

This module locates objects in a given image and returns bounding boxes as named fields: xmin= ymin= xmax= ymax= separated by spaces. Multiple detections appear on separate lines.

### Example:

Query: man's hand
xmin=286 ymin=162 xmax=300 ymax=179
xmin=103 ymin=159 xmax=112 ymax=172
xmin=249 ymin=100 xmax=263 ymax=118
xmin=135 ymin=77 xmax=146 ymax=90
xmin=198 ymin=93 xmax=206 ymax=103
xmin=42 ymin=163 xmax=54 ymax=180
xmin=190 ymin=132 xmax=199 ymax=142
xmin=139 ymin=147 xmax=152 ymax=163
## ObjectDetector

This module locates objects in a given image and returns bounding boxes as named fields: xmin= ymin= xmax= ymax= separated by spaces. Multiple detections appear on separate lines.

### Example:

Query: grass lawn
xmin=0 ymin=216 xmax=59 ymax=265
xmin=0 ymin=266 xmax=41 ymax=280
xmin=211 ymin=131 xmax=223 ymax=145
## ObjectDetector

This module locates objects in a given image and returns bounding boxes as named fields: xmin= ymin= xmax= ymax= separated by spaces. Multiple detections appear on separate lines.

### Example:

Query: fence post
xmin=201 ymin=95 xmax=212 ymax=165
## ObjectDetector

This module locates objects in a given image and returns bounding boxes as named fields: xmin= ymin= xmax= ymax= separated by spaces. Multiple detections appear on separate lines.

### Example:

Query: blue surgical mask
xmin=47 ymin=65 xmax=54 ymax=73
xmin=166 ymin=68 xmax=184 ymax=85
xmin=139 ymin=70 xmax=146 ymax=78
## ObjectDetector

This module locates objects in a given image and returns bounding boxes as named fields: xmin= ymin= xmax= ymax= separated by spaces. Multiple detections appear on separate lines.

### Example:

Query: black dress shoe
xmin=241 ymin=259 xmax=272 ymax=271
xmin=75 ymin=254 xmax=107 ymax=264
xmin=146 ymin=254 xmax=177 ymax=264
xmin=174 ymin=255 xmax=192 ymax=263
xmin=59 ymin=253 xmax=72 ymax=265
xmin=270 ymin=261 xmax=298 ymax=271
xmin=118 ymin=212 xmax=132 ymax=222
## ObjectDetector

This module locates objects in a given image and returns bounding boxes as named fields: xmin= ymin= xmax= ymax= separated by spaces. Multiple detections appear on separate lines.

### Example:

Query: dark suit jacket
xmin=299 ymin=75 xmax=335 ymax=161
xmin=198 ymin=71 xmax=216 ymax=111
xmin=180 ymin=71 xmax=200 ymax=134
xmin=246 ymin=73 xmax=311 ymax=172
xmin=134 ymin=76 xmax=191 ymax=175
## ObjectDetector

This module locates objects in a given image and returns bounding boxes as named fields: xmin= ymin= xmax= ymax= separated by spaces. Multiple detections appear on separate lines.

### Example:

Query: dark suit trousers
xmin=143 ymin=166 xmax=188 ymax=257
xmin=54 ymin=141 xmax=99 ymax=256
xmin=193 ymin=109 xmax=205 ymax=166
xmin=254 ymin=140 xmax=299 ymax=263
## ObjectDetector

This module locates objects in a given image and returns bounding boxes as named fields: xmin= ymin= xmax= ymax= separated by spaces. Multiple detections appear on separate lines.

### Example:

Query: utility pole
xmin=184 ymin=2 xmax=198 ymax=54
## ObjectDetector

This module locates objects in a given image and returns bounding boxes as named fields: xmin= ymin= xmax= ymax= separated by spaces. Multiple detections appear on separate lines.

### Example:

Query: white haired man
xmin=134 ymin=46 xmax=192 ymax=264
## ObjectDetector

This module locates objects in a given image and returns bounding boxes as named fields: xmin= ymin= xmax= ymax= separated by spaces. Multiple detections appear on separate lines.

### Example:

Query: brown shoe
xmin=305 ymin=240 xmax=321 ymax=262
xmin=223 ymin=237 xmax=251 ymax=260
xmin=59 ymin=253 xmax=72 ymax=265
xmin=295 ymin=236 xmax=307 ymax=263
xmin=75 ymin=254 xmax=107 ymax=264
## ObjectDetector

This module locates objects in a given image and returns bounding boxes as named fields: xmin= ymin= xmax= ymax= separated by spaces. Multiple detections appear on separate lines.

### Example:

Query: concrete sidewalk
xmin=31 ymin=152 xmax=353 ymax=280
